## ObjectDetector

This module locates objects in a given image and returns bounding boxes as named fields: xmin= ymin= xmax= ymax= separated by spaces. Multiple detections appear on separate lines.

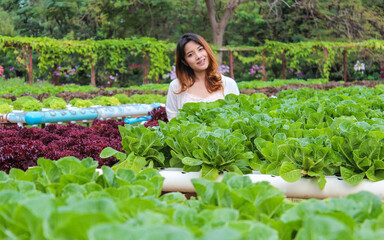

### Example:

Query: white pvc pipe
xmin=159 ymin=168 xmax=201 ymax=193
xmin=96 ymin=168 xmax=384 ymax=199
xmin=159 ymin=169 xmax=384 ymax=199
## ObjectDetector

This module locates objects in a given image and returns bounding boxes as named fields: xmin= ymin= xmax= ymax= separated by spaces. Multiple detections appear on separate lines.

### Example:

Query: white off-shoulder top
xmin=165 ymin=75 xmax=240 ymax=120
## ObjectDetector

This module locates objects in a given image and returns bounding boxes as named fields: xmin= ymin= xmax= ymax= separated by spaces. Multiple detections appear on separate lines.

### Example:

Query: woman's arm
xmin=165 ymin=80 xmax=180 ymax=120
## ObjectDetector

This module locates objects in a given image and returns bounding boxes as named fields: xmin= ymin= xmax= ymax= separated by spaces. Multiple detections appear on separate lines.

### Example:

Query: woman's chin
xmin=194 ymin=64 xmax=208 ymax=72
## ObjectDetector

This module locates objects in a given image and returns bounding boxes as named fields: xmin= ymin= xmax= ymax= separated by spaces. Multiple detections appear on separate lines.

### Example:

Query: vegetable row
xmin=0 ymin=157 xmax=383 ymax=240
xmin=3 ymin=85 xmax=384 ymax=189
xmin=0 ymin=78 xmax=328 ymax=113
xmin=103 ymin=85 xmax=384 ymax=189
xmin=0 ymin=119 xmax=123 ymax=172
xmin=1 ymin=79 xmax=381 ymax=114
xmin=0 ymin=94 xmax=166 ymax=113
xmin=0 ymin=78 xmax=327 ymax=96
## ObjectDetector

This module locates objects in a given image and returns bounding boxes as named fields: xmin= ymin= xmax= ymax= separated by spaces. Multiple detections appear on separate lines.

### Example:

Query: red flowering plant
xmin=381 ymin=68 xmax=384 ymax=79
xmin=128 ymin=64 xmax=142 ymax=74
xmin=0 ymin=66 xmax=4 ymax=77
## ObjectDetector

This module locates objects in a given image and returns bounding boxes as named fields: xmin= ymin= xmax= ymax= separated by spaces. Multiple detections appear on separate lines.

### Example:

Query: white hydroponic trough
xmin=158 ymin=169 xmax=384 ymax=199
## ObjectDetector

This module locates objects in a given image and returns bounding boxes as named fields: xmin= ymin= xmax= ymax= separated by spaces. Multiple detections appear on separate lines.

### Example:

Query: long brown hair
xmin=175 ymin=33 xmax=222 ymax=94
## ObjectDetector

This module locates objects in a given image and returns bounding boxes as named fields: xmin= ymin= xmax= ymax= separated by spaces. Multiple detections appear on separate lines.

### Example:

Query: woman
xmin=166 ymin=33 xmax=240 ymax=120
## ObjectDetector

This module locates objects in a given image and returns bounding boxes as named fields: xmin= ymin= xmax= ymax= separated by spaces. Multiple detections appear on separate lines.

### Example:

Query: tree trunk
xmin=282 ymin=51 xmax=286 ymax=79
xmin=205 ymin=0 xmax=250 ymax=65
xmin=343 ymin=50 xmax=347 ymax=82
xmin=91 ymin=64 xmax=96 ymax=87
xmin=28 ymin=47 xmax=33 ymax=85
xmin=143 ymin=52 xmax=149 ymax=84
xmin=213 ymin=27 xmax=225 ymax=65
xmin=229 ymin=51 xmax=234 ymax=79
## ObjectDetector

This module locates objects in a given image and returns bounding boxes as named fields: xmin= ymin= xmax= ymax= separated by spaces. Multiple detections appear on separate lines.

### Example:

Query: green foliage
xmin=11 ymin=96 xmax=43 ymax=111
xmin=237 ymin=78 xmax=328 ymax=90
xmin=226 ymin=1 xmax=267 ymax=46
xmin=0 ymin=98 xmax=11 ymax=105
xmin=1 ymin=1 xmax=384 ymax=83
xmin=0 ymin=79 xmax=97 ymax=96
xmin=2 ymin=0 xmax=383 ymax=45
xmin=126 ymin=83 xmax=170 ymax=91
xmin=2 ymin=34 xmax=384 ymax=85
xmin=106 ymin=86 xmax=384 ymax=188
xmin=42 ymin=96 xmax=67 ymax=109
xmin=69 ymin=98 xmax=94 ymax=108
xmin=0 ymin=7 xmax=16 ymax=36
xmin=91 ymin=96 xmax=121 ymax=106
xmin=101 ymin=124 xmax=166 ymax=172
xmin=1 ymin=160 xmax=384 ymax=239
xmin=0 ymin=35 xmax=172 ymax=85
xmin=122 ymin=94 xmax=166 ymax=104
xmin=230 ymin=40 xmax=384 ymax=80
xmin=0 ymin=103 xmax=11 ymax=113
xmin=0 ymin=93 xmax=166 ymax=112
xmin=113 ymin=94 xmax=130 ymax=104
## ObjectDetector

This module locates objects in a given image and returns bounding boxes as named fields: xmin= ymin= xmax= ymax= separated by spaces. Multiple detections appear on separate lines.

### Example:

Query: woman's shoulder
xmin=221 ymin=75 xmax=237 ymax=87
xmin=220 ymin=74 xmax=240 ymax=95
xmin=169 ymin=79 xmax=181 ymax=91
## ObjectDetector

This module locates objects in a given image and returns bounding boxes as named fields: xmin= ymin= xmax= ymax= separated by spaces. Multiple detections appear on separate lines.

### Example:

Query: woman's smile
xmin=197 ymin=58 xmax=206 ymax=66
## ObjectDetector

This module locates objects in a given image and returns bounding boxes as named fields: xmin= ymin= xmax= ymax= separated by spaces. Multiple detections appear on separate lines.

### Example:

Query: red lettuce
xmin=144 ymin=106 xmax=168 ymax=127
xmin=0 ymin=119 xmax=125 ymax=172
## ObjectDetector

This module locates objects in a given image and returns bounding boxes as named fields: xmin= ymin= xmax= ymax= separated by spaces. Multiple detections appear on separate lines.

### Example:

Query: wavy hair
xmin=175 ymin=33 xmax=222 ymax=94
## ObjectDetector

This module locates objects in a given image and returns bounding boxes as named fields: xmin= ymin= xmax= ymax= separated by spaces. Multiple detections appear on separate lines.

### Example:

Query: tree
xmin=0 ymin=8 xmax=16 ymax=36
xmin=259 ymin=0 xmax=384 ymax=41
xmin=204 ymin=0 xmax=251 ymax=63
xmin=225 ymin=1 xmax=267 ymax=46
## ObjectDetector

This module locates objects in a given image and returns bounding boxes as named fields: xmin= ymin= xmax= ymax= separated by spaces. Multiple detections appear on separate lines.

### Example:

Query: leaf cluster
xmin=1 ymin=160 xmax=384 ymax=239
xmin=228 ymin=39 xmax=384 ymax=79
xmin=0 ymin=35 xmax=172 ymax=81
xmin=106 ymin=85 xmax=384 ymax=189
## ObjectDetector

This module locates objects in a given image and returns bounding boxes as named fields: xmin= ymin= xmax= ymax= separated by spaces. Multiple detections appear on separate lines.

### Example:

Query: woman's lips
xmin=197 ymin=59 xmax=206 ymax=66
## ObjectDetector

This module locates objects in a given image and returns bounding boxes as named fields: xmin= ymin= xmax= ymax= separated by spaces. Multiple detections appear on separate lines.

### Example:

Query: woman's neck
xmin=193 ymin=71 xmax=206 ymax=83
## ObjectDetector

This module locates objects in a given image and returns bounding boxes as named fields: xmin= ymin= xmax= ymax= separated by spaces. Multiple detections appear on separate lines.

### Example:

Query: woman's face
xmin=184 ymin=41 xmax=209 ymax=73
